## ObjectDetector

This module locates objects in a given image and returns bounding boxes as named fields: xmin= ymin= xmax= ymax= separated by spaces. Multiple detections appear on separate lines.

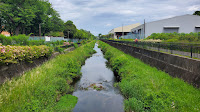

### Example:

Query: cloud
xmin=105 ymin=23 xmax=112 ymax=27
xmin=187 ymin=5 xmax=200 ymax=11
xmin=48 ymin=0 xmax=200 ymax=35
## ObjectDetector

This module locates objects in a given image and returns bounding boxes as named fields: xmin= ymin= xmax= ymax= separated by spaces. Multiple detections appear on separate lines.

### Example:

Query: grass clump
xmin=52 ymin=94 xmax=78 ymax=112
xmin=99 ymin=41 xmax=200 ymax=112
xmin=0 ymin=40 xmax=96 ymax=111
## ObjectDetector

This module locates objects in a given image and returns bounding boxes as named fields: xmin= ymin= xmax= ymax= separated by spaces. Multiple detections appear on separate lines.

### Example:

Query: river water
xmin=72 ymin=43 xmax=124 ymax=112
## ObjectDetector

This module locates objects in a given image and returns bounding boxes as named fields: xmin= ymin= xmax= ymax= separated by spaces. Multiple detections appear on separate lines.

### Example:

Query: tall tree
xmin=63 ymin=20 xmax=77 ymax=38
xmin=0 ymin=0 xmax=36 ymax=35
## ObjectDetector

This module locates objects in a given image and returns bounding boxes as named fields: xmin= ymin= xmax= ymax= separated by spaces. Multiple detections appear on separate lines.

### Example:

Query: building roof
xmin=131 ymin=14 xmax=200 ymax=31
xmin=147 ymin=14 xmax=200 ymax=24
xmin=109 ymin=23 xmax=141 ymax=33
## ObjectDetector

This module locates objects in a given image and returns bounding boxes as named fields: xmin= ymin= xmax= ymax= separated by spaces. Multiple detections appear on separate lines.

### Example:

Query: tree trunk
xmin=15 ymin=25 xmax=21 ymax=35
xmin=22 ymin=27 xmax=25 ymax=34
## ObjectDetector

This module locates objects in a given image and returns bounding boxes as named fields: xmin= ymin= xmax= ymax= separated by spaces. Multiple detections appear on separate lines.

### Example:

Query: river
xmin=72 ymin=43 xmax=124 ymax=112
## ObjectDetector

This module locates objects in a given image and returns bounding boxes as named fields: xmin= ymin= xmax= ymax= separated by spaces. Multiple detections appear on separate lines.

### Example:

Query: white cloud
xmin=187 ymin=5 xmax=200 ymax=11
xmin=48 ymin=0 xmax=200 ymax=35
xmin=105 ymin=23 xmax=112 ymax=27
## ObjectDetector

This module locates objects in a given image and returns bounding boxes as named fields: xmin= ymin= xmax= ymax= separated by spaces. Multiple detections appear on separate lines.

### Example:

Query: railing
xmin=104 ymin=39 xmax=200 ymax=59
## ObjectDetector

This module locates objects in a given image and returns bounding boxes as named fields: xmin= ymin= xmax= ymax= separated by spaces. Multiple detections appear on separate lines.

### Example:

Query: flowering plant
xmin=0 ymin=43 xmax=53 ymax=64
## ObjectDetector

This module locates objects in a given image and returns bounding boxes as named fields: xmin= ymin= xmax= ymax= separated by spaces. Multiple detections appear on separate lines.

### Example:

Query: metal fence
xmin=122 ymin=33 xmax=144 ymax=39
xmin=106 ymin=40 xmax=200 ymax=59
xmin=29 ymin=36 xmax=84 ymax=43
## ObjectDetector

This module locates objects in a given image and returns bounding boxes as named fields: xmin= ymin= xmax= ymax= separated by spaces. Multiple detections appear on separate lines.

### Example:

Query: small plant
xmin=73 ymin=43 xmax=78 ymax=48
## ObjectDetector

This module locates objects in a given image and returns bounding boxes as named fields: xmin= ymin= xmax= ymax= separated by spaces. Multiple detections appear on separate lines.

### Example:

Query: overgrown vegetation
xmin=146 ymin=32 xmax=200 ymax=43
xmin=0 ymin=41 xmax=96 ymax=111
xmin=0 ymin=34 xmax=66 ymax=46
xmin=99 ymin=41 xmax=200 ymax=112
xmin=0 ymin=44 xmax=52 ymax=64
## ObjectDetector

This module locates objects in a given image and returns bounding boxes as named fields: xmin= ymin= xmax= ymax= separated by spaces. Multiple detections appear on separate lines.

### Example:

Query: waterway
xmin=73 ymin=43 xmax=124 ymax=112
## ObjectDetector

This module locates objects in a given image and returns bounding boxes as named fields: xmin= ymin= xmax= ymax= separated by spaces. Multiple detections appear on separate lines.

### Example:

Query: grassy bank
xmin=99 ymin=41 xmax=200 ymax=112
xmin=0 ymin=40 xmax=96 ymax=111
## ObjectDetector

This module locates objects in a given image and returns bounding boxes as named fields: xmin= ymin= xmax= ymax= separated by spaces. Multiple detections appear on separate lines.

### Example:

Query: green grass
xmin=0 ymin=40 xmax=96 ymax=111
xmin=52 ymin=94 xmax=78 ymax=112
xmin=99 ymin=41 xmax=200 ymax=112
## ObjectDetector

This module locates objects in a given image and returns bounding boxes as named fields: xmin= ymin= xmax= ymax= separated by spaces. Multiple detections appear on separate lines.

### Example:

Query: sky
xmin=48 ymin=0 xmax=200 ymax=36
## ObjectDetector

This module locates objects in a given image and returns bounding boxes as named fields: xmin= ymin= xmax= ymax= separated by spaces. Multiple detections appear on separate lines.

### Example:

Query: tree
xmin=0 ymin=0 xmax=63 ymax=36
xmin=0 ymin=0 xmax=36 ymax=35
xmin=193 ymin=11 xmax=200 ymax=16
xmin=98 ymin=33 xmax=102 ymax=38
xmin=63 ymin=20 xmax=77 ymax=38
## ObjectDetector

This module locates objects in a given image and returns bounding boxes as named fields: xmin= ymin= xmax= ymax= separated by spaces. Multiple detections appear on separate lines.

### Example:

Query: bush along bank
xmin=99 ymin=41 xmax=200 ymax=112
xmin=0 ymin=40 xmax=96 ymax=111
xmin=0 ymin=44 xmax=53 ymax=65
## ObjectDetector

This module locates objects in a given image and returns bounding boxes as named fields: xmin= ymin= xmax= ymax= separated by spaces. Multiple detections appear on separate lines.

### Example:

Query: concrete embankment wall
xmin=101 ymin=40 xmax=200 ymax=88
xmin=0 ymin=47 xmax=75 ymax=84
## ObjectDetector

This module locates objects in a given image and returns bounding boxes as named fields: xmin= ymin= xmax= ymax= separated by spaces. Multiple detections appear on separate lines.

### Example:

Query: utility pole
xmin=67 ymin=30 xmax=70 ymax=41
xmin=122 ymin=24 xmax=124 ymax=38
xmin=39 ymin=23 xmax=41 ymax=38
xmin=144 ymin=19 xmax=145 ymax=39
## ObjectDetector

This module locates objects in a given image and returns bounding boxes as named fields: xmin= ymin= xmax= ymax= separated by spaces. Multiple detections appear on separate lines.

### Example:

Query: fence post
xmin=170 ymin=44 xmax=172 ymax=54
xmin=191 ymin=46 xmax=193 ymax=58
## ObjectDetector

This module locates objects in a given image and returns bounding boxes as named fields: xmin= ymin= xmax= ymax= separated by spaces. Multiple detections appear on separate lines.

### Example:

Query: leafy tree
xmin=63 ymin=20 xmax=77 ymax=38
xmin=193 ymin=11 xmax=200 ymax=16
xmin=0 ymin=0 xmax=36 ymax=35
xmin=98 ymin=33 xmax=102 ymax=38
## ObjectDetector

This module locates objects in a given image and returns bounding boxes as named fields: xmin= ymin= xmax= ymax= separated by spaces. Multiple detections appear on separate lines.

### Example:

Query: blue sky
xmin=48 ymin=0 xmax=200 ymax=36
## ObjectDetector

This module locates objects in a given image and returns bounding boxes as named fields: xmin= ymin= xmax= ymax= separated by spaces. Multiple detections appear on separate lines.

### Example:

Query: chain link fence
xmin=106 ymin=40 xmax=200 ymax=59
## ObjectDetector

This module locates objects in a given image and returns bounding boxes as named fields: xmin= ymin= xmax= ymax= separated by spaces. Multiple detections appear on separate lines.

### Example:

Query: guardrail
xmin=104 ymin=39 xmax=200 ymax=59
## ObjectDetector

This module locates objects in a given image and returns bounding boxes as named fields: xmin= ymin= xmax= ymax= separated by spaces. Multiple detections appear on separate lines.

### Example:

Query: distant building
xmin=109 ymin=23 xmax=141 ymax=39
xmin=131 ymin=14 xmax=200 ymax=39
xmin=1 ymin=31 xmax=10 ymax=37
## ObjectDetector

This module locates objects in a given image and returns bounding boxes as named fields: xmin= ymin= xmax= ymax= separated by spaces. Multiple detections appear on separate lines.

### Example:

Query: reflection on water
xmin=73 ymin=43 xmax=124 ymax=112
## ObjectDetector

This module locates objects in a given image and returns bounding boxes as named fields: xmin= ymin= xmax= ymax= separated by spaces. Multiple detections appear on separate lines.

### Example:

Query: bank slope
xmin=99 ymin=41 xmax=200 ymax=112
xmin=0 ymin=41 xmax=96 ymax=111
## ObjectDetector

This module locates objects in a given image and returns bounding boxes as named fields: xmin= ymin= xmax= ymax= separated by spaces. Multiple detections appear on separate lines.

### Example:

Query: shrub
xmin=0 ymin=44 xmax=53 ymax=64
xmin=146 ymin=32 xmax=200 ymax=43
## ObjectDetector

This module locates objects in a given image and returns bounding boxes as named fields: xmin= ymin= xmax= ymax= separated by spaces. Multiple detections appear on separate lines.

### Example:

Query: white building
xmin=131 ymin=14 xmax=200 ymax=39
xmin=109 ymin=23 xmax=141 ymax=39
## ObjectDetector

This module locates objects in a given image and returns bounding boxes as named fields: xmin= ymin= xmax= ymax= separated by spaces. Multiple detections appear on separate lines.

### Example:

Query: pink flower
xmin=1 ymin=48 xmax=5 ymax=53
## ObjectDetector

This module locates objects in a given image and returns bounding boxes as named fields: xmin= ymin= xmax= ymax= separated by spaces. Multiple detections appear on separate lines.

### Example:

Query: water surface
xmin=73 ymin=43 xmax=124 ymax=112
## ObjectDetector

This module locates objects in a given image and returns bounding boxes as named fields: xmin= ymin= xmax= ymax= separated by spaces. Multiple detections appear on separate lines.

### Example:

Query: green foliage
xmin=100 ymin=33 xmax=113 ymax=39
xmin=0 ymin=44 xmax=53 ymax=64
xmin=46 ymin=31 xmax=64 ymax=37
xmin=193 ymin=11 xmax=200 ymax=16
xmin=0 ymin=0 xmax=64 ymax=36
xmin=146 ymin=32 xmax=200 ymax=43
xmin=63 ymin=20 xmax=77 ymax=38
xmin=99 ymin=41 xmax=200 ymax=112
xmin=0 ymin=40 xmax=96 ymax=111
xmin=52 ymin=95 xmax=78 ymax=112
xmin=0 ymin=34 xmax=29 ymax=45
xmin=73 ymin=43 xmax=78 ymax=48
xmin=74 ymin=29 xmax=96 ymax=40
